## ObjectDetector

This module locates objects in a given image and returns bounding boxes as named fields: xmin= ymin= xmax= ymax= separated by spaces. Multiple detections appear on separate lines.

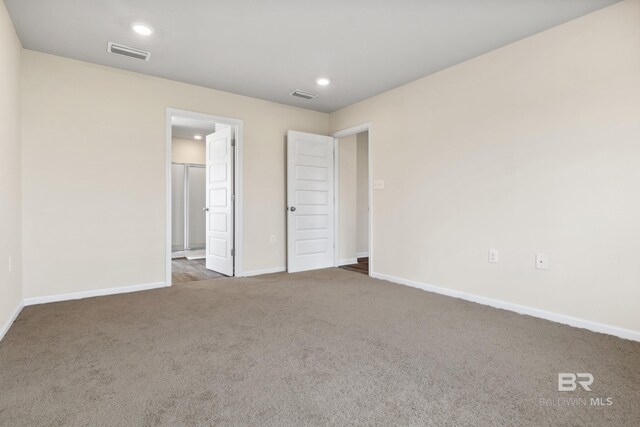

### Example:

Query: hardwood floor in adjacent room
xmin=172 ymin=257 xmax=225 ymax=284
xmin=340 ymin=257 xmax=369 ymax=275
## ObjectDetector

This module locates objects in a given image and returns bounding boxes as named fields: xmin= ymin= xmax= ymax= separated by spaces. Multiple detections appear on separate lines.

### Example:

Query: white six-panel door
xmin=287 ymin=131 xmax=335 ymax=273
xmin=205 ymin=127 xmax=234 ymax=276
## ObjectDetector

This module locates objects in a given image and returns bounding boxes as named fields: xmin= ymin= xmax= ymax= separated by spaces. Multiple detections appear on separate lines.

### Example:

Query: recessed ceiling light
xmin=316 ymin=78 xmax=331 ymax=86
xmin=132 ymin=23 xmax=153 ymax=36
xmin=194 ymin=135 xmax=202 ymax=140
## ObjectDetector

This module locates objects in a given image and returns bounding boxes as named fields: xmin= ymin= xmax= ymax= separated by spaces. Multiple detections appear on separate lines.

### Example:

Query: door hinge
xmin=231 ymin=139 xmax=236 ymax=147
xmin=231 ymin=193 xmax=236 ymax=202
xmin=231 ymin=249 xmax=235 ymax=256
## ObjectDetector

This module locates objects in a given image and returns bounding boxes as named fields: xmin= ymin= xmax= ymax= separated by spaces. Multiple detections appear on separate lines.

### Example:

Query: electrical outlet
xmin=373 ymin=179 xmax=385 ymax=190
xmin=270 ymin=234 xmax=276 ymax=244
xmin=488 ymin=249 xmax=499 ymax=263
xmin=536 ymin=253 xmax=548 ymax=270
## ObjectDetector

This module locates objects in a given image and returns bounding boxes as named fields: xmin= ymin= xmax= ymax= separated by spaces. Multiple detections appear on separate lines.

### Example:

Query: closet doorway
xmin=285 ymin=123 xmax=372 ymax=276
xmin=166 ymin=108 xmax=244 ymax=284
xmin=334 ymin=129 xmax=370 ymax=275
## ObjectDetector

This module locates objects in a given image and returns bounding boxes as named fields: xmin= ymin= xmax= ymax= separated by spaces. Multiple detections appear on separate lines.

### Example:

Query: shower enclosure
xmin=172 ymin=163 xmax=206 ymax=253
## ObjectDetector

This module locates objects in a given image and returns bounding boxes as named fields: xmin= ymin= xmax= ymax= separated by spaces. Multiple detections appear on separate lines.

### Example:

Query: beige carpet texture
xmin=1 ymin=269 xmax=638 ymax=426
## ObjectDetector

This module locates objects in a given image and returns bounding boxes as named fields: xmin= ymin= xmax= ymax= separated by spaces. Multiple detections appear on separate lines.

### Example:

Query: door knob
xmin=203 ymin=207 xmax=209 ymax=212
xmin=290 ymin=206 xmax=296 ymax=212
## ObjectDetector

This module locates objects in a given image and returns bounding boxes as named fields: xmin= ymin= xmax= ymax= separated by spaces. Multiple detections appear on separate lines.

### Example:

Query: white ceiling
xmin=171 ymin=117 xmax=216 ymax=140
xmin=6 ymin=0 xmax=620 ymax=113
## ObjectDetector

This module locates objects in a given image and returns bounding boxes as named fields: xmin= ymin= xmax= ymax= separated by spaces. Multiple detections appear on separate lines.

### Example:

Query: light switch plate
xmin=373 ymin=179 xmax=385 ymax=190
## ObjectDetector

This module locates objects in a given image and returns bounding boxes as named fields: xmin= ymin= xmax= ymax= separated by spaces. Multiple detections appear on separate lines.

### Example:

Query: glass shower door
xmin=187 ymin=165 xmax=206 ymax=250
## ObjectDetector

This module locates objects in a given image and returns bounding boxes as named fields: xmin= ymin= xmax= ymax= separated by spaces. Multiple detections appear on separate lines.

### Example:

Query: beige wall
xmin=338 ymin=134 xmax=357 ymax=262
xmin=356 ymin=132 xmax=369 ymax=256
xmin=21 ymin=50 xmax=329 ymax=298
xmin=330 ymin=0 xmax=640 ymax=332
xmin=0 ymin=1 xmax=22 ymax=335
xmin=172 ymin=137 xmax=205 ymax=164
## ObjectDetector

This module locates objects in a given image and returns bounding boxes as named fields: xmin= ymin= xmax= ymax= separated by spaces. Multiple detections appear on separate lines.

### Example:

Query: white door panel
xmin=206 ymin=127 xmax=234 ymax=276
xmin=287 ymin=131 xmax=335 ymax=272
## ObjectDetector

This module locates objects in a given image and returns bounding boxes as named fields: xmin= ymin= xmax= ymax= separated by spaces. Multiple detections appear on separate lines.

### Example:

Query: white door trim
xmin=165 ymin=108 xmax=244 ymax=284
xmin=331 ymin=122 xmax=373 ymax=276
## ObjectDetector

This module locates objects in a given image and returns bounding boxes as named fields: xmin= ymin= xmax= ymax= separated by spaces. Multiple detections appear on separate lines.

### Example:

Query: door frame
xmin=331 ymin=122 xmax=373 ymax=276
xmin=165 ymin=108 xmax=244 ymax=284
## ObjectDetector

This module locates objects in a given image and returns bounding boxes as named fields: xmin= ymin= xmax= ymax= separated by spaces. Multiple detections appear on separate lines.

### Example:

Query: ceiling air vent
xmin=107 ymin=42 xmax=151 ymax=61
xmin=290 ymin=90 xmax=318 ymax=100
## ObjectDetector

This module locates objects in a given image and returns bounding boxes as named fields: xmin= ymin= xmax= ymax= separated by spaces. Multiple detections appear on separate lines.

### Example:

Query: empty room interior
xmin=0 ymin=0 xmax=639 ymax=425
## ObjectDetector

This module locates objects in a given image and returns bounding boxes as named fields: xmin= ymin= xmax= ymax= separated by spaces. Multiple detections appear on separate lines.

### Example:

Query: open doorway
xmin=166 ymin=109 xmax=244 ymax=284
xmin=285 ymin=125 xmax=371 ymax=275
xmin=335 ymin=130 xmax=370 ymax=275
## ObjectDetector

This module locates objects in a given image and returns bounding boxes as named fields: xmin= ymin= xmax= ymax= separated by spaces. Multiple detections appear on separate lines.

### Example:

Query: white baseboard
xmin=23 ymin=282 xmax=169 ymax=306
xmin=371 ymin=272 xmax=640 ymax=342
xmin=338 ymin=258 xmax=358 ymax=266
xmin=243 ymin=267 xmax=286 ymax=277
xmin=0 ymin=300 xmax=24 ymax=343
xmin=355 ymin=252 xmax=369 ymax=258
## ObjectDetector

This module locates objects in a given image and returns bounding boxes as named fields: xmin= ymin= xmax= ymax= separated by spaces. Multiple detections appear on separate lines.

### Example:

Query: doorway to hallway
xmin=166 ymin=108 xmax=244 ymax=284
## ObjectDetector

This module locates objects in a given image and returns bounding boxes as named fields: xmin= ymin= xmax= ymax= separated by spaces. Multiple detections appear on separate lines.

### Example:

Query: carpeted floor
xmin=1 ymin=268 xmax=638 ymax=426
